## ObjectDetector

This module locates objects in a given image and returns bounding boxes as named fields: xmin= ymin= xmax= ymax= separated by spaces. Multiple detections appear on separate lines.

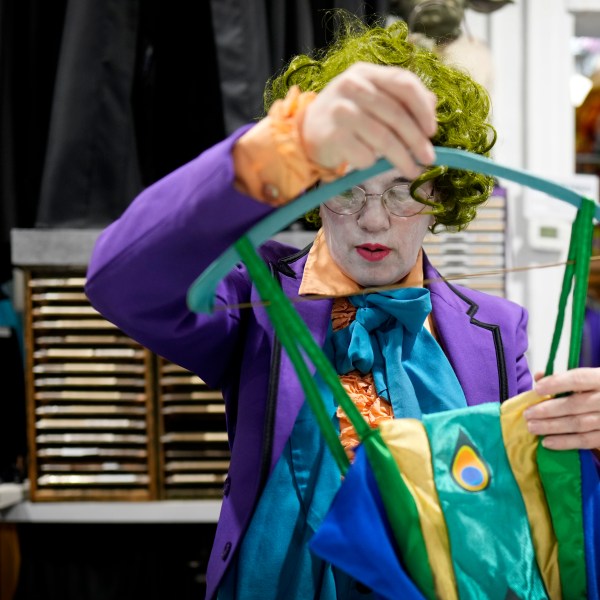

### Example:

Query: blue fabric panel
xmin=310 ymin=445 xmax=426 ymax=600
xmin=581 ymin=449 xmax=600 ymax=600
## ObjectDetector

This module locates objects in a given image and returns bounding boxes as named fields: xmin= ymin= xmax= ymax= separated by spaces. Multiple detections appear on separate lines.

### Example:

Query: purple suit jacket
xmin=86 ymin=128 xmax=531 ymax=599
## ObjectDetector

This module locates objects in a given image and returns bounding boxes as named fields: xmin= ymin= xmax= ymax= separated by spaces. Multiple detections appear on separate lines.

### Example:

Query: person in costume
xmin=85 ymin=15 xmax=600 ymax=599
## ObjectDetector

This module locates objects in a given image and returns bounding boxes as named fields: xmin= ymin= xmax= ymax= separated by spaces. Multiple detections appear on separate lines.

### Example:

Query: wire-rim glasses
xmin=323 ymin=183 xmax=434 ymax=217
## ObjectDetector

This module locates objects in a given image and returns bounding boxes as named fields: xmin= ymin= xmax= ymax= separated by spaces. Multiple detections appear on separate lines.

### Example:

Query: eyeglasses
xmin=323 ymin=183 xmax=433 ymax=217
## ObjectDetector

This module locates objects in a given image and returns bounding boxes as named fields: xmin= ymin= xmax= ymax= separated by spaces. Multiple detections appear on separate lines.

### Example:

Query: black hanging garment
xmin=0 ymin=288 xmax=26 ymax=483
xmin=34 ymin=0 xmax=227 ymax=228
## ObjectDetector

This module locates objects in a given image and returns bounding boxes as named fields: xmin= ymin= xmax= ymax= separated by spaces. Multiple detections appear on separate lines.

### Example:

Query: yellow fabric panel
xmin=379 ymin=419 xmax=458 ymax=600
xmin=499 ymin=389 xmax=562 ymax=599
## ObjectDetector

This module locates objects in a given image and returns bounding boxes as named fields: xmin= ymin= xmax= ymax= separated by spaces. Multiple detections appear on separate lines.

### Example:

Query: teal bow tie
xmin=329 ymin=288 xmax=467 ymax=419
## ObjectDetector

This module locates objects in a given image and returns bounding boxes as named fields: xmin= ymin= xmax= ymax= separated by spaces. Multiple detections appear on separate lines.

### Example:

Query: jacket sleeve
xmin=85 ymin=127 xmax=275 ymax=388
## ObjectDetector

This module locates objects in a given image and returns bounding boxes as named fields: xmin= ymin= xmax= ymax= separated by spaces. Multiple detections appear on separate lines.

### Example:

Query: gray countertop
xmin=11 ymin=228 xmax=315 ymax=268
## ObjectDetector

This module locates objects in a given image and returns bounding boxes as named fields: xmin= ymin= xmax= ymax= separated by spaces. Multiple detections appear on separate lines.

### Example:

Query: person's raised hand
xmin=301 ymin=62 xmax=438 ymax=179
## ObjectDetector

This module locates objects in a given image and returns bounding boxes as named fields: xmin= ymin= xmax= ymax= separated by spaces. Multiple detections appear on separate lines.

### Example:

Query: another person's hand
xmin=524 ymin=368 xmax=600 ymax=450
xmin=301 ymin=62 xmax=438 ymax=179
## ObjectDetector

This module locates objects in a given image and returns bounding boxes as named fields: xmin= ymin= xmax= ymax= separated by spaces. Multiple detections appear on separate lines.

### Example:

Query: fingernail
xmin=527 ymin=420 xmax=540 ymax=434
xmin=541 ymin=438 xmax=556 ymax=449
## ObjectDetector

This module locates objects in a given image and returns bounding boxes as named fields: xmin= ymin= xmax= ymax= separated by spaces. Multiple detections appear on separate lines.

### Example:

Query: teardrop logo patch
xmin=451 ymin=430 xmax=491 ymax=492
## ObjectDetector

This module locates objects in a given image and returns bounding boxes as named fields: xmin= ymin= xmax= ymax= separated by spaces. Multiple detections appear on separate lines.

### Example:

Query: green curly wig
xmin=263 ymin=13 xmax=496 ymax=232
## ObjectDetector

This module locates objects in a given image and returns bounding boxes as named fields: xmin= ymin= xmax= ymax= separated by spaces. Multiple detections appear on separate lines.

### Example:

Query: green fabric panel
xmin=423 ymin=403 xmax=547 ymax=600
xmin=536 ymin=445 xmax=587 ymax=600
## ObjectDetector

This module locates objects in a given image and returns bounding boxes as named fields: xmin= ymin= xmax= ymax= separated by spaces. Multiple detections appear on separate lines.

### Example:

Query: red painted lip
xmin=356 ymin=244 xmax=391 ymax=262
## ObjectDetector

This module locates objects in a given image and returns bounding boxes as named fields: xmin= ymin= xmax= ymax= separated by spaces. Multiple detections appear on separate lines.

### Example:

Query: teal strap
xmin=545 ymin=198 xmax=596 ymax=375
xmin=187 ymin=147 xmax=600 ymax=314
xmin=192 ymin=147 xmax=598 ymax=459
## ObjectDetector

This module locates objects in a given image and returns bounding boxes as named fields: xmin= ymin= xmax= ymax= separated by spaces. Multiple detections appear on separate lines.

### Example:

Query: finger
xmin=334 ymin=131 xmax=379 ymax=170
xmin=535 ymin=368 xmax=600 ymax=396
xmin=348 ymin=79 xmax=435 ymax=165
xmin=365 ymin=65 xmax=438 ymax=137
xmin=527 ymin=411 xmax=600 ymax=436
xmin=524 ymin=390 xmax=600 ymax=419
xmin=331 ymin=98 xmax=422 ymax=177
xmin=533 ymin=371 xmax=544 ymax=382
xmin=302 ymin=97 xmax=378 ymax=169
xmin=338 ymin=143 xmax=378 ymax=171
xmin=333 ymin=73 xmax=435 ymax=168
xmin=540 ymin=431 xmax=600 ymax=451
xmin=352 ymin=116 xmax=422 ymax=179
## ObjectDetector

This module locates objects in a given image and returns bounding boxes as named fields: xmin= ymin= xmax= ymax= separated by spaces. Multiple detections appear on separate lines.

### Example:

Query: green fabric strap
xmin=234 ymin=235 xmax=437 ymax=600
xmin=235 ymin=236 xmax=353 ymax=475
xmin=545 ymin=198 xmax=596 ymax=376
xmin=569 ymin=199 xmax=595 ymax=369
xmin=536 ymin=444 xmax=587 ymax=599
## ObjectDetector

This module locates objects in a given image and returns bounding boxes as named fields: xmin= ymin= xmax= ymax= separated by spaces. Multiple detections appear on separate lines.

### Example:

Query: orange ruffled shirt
xmin=233 ymin=86 xmax=434 ymax=460
xmin=232 ymin=86 xmax=346 ymax=205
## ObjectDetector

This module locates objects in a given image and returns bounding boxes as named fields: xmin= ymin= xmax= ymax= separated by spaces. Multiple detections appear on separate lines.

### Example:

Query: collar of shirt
xmin=298 ymin=228 xmax=424 ymax=297
xmin=298 ymin=230 xmax=435 ymax=336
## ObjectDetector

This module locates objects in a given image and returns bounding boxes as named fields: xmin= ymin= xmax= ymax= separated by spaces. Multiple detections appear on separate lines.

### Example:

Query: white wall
xmin=463 ymin=1 xmax=580 ymax=375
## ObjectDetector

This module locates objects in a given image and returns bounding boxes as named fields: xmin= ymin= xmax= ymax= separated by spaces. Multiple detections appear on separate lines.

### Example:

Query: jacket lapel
xmin=268 ymin=248 xmax=333 ymax=473
xmin=424 ymin=254 xmax=508 ymax=406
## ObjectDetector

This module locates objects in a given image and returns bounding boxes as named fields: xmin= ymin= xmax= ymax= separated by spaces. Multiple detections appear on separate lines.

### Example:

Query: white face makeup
xmin=320 ymin=170 xmax=434 ymax=287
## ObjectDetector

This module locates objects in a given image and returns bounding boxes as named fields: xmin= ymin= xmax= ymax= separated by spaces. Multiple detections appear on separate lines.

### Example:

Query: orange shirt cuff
xmin=232 ymin=86 xmax=346 ymax=206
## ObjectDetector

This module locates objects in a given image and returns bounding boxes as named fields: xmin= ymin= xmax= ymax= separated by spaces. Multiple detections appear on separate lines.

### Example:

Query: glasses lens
xmin=325 ymin=187 xmax=365 ymax=215
xmin=383 ymin=184 xmax=427 ymax=217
